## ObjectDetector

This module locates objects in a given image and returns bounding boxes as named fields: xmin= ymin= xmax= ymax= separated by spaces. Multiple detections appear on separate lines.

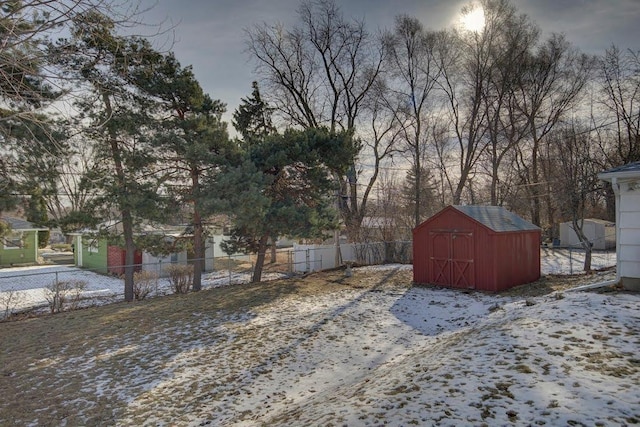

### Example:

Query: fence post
xmin=569 ymin=247 xmax=573 ymax=275
xmin=305 ymin=249 xmax=310 ymax=273
xmin=228 ymin=255 xmax=232 ymax=285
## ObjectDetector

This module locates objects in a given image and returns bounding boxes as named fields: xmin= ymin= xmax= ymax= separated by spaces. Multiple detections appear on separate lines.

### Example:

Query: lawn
xmin=0 ymin=265 xmax=638 ymax=426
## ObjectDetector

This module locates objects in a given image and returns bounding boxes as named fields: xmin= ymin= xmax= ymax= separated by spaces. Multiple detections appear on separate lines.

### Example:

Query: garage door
xmin=430 ymin=230 xmax=474 ymax=288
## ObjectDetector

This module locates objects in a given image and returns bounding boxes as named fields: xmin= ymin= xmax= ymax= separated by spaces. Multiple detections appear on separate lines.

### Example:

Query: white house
xmin=598 ymin=162 xmax=640 ymax=290
xmin=559 ymin=219 xmax=616 ymax=250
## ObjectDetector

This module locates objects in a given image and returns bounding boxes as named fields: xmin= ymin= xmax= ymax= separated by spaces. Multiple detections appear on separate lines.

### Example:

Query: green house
xmin=0 ymin=217 xmax=48 ymax=267
xmin=70 ymin=234 xmax=109 ymax=273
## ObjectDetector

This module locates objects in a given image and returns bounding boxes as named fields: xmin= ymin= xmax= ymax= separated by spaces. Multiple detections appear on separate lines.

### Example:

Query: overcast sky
xmin=138 ymin=0 xmax=639 ymax=129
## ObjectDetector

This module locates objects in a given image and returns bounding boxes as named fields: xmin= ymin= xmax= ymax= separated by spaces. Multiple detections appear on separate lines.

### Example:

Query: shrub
xmin=0 ymin=288 xmax=23 ymax=321
xmin=165 ymin=264 xmax=194 ymax=294
xmin=43 ymin=279 xmax=87 ymax=313
xmin=133 ymin=270 xmax=158 ymax=300
xmin=166 ymin=264 xmax=194 ymax=294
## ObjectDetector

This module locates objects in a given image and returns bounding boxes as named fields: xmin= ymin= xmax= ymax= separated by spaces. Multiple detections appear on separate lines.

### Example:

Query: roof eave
xmin=598 ymin=170 xmax=640 ymax=182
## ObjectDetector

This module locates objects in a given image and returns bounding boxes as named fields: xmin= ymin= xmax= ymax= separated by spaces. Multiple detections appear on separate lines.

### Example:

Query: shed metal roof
xmin=452 ymin=205 xmax=540 ymax=233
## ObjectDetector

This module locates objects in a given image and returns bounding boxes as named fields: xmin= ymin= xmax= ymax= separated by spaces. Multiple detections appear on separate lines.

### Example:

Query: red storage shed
xmin=413 ymin=205 xmax=541 ymax=292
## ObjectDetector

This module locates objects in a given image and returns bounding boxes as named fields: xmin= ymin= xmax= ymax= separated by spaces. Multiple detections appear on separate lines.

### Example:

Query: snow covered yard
xmin=0 ymin=247 xmax=617 ymax=315
xmin=0 ymin=264 xmax=287 ymax=314
xmin=0 ymin=264 xmax=637 ymax=426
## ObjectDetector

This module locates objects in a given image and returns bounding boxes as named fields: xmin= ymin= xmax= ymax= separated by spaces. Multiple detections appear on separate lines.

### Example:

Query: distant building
xmin=0 ymin=217 xmax=48 ymax=267
xmin=558 ymin=219 xmax=616 ymax=250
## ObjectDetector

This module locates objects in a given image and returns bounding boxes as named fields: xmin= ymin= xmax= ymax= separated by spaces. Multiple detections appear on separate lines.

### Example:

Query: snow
xmin=0 ymin=264 xmax=287 ymax=313
xmin=1 ymin=252 xmax=638 ymax=426
xmin=0 ymin=247 xmax=617 ymax=315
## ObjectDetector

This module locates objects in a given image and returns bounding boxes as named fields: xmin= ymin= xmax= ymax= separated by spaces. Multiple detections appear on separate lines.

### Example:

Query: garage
xmin=413 ymin=205 xmax=541 ymax=292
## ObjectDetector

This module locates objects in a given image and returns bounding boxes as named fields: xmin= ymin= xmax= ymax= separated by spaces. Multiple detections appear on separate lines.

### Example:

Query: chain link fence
xmin=0 ymin=249 xmax=297 ymax=318
xmin=1 ymin=238 xmax=616 ymax=318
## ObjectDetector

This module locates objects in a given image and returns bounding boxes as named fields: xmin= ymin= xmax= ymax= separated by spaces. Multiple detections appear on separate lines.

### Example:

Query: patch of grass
xmin=591 ymin=333 xmax=611 ymax=341
xmin=513 ymin=364 xmax=535 ymax=374
xmin=385 ymin=383 xmax=421 ymax=396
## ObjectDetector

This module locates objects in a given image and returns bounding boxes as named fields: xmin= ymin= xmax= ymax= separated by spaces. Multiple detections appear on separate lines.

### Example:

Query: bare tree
xmin=384 ymin=15 xmax=442 ymax=227
xmin=598 ymin=46 xmax=640 ymax=165
xmin=437 ymin=3 xmax=494 ymax=205
xmin=349 ymin=79 xmax=402 ymax=240
xmin=513 ymin=34 xmax=593 ymax=226
xmin=547 ymin=122 xmax=602 ymax=271
xmin=46 ymin=138 xmax=102 ymax=234
xmin=595 ymin=46 xmax=640 ymax=220
xmin=479 ymin=5 xmax=538 ymax=205
xmin=245 ymin=0 xmax=386 ymax=241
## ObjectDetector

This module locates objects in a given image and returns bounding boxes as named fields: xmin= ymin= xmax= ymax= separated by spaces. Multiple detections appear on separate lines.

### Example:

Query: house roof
xmin=0 ymin=216 xmax=47 ymax=231
xmin=452 ymin=205 xmax=540 ymax=233
xmin=560 ymin=218 xmax=614 ymax=226
xmin=598 ymin=161 xmax=640 ymax=181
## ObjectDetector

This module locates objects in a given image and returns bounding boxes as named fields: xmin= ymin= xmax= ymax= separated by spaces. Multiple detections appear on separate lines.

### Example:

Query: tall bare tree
xmin=437 ymin=1 xmax=495 ymax=205
xmin=598 ymin=46 xmax=640 ymax=165
xmin=595 ymin=46 xmax=640 ymax=220
xmin=245 ymin=0 xmax=386 ymax=241
xmin=384 ymin=15 xmax=442 ymax=227
xmin=547 ymin=122 xmax=601 ymax=271
xmin=479 ymin=4 xmax=538 ymax=205
xmin=513 ymin=34 xmax=592 ymax=226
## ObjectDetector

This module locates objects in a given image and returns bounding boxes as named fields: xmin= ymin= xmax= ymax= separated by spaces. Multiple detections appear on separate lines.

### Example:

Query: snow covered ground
xmin=0 ymin=264 xmax=286 ymax=314
xmin=0 ymin=248 xmax=618 ymax=314
xmin=1 ymin=255 xmax=637 ymax=426
xmin=5 ymin=264 xmax=636 ymax=426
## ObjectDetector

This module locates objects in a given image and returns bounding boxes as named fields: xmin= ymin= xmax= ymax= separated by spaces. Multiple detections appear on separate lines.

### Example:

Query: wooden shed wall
xmin=413 ymin=207 xmax=540 ymax=291
xmin=491 ymin=232 xmax=541 ymax=292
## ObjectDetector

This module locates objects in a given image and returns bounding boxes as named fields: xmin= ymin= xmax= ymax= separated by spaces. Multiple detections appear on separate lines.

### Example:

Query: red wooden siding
xmin=413 ymin=206 xmax=540 ymax=292
xmin=107 ymin=245 xmax=142 ymax=276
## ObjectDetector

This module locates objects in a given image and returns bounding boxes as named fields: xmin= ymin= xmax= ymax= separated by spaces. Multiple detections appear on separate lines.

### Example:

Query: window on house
xmin=3 ymin=231 xmax=23 ymax=249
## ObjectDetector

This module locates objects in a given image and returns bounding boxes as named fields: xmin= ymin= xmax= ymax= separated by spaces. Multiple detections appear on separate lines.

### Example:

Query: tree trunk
xmin=572 ymin=218 xmax=592 ymax=272
xmin=102 ymin=89 xmax=135 ymax=302
xmin=270 ymin=235 xmax=277 ymax=264
xmin=191 ymin=169 xmax=203 ymax=292
xmin=603 ymin=183 xmax=616 ymax=222
xmin=122 ymin=215 xmax=136 ymax=302
xmin=531 ymin=138 xmax=541 ymax=226
xmin=252 ymin=234 xmax=269 ymax=283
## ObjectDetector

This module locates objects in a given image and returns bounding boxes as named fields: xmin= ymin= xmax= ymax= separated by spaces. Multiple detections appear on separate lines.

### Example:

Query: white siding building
xmin=559 ymin=219 xmax=616 ymax=250
xmin=599 ymin=162 xmax=640 ymax=290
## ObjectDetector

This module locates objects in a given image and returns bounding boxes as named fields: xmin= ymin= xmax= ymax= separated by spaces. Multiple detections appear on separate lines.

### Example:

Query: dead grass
xmin=0 ymin=266 xmax=411 ymax=425
xmin=0 ymin=265 xmax=627 ymax=425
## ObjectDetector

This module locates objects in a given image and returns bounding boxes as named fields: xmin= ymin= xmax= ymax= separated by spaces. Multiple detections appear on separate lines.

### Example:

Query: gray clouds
xmin=140 ymin=0 xmax=639 ymax=127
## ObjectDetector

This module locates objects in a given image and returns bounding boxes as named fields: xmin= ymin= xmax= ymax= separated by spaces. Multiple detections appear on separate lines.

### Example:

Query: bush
xmin=165 ymin=264 xmax=194 ymax=294
xmin=43 ymin=279 xmax=87 ymax=313
xmin=133 ymin=270 xmax=158 ymax=300
xmin=0 ymin=288 xmax=24 ymax=321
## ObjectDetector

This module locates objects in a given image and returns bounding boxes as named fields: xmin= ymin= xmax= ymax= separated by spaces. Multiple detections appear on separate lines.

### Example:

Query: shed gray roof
xmin=452 ymin=205 xmax=540 ymax=233
xmin=0 ymin=216 xmax=45 ymax=230
xmin=599 ymin=161 xmax=640 ymax=181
